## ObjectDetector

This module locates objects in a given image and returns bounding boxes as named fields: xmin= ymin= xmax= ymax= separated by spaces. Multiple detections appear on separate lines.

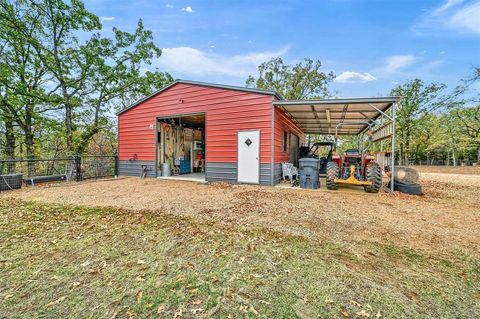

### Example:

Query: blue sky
xmin=87 ymin=0 xmax=480 ymax=97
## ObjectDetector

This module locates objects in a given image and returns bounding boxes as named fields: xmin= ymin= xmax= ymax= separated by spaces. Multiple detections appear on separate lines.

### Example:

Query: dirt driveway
xmin=3 ymin=171 xmax=479 ymax=255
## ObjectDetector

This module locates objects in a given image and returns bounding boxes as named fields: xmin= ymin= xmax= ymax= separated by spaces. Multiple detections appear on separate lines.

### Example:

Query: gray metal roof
xmin=117 ymin=79 xmax=282 ymax=115
xmin=273 ymin=97 xmax=400 ymax=135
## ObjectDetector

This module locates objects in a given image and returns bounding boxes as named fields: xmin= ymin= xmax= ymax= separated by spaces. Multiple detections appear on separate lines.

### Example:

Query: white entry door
xmin=237 ymin=130 xmax=260 ymax=184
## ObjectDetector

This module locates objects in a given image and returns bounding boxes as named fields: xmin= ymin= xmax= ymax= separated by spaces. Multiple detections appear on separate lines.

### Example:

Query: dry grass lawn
xmin=1 ymin=167 xmax=479 ymax=318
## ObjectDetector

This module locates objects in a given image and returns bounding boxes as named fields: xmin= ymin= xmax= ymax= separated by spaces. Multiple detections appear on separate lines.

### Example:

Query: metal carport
xmin=273 ymin=97 xmax=400 ymax=192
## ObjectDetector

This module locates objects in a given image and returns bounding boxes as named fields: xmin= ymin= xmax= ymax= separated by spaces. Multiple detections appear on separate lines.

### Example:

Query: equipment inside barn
xmin=157 ymin=113 xmax=205 ymax=178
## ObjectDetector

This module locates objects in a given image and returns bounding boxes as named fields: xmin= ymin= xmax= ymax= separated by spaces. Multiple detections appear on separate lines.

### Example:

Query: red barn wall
xmin=118 ymin=82 xmax=275 ymax=183
xmin=274 ymin=107 xmax=305 ymax=163
xmin=272 ymin=107 xmax=305 ymax=183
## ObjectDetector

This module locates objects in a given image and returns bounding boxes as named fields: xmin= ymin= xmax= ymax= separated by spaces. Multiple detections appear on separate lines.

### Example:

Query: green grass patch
xmin=0 ymin=199 xmax=478 ymax=318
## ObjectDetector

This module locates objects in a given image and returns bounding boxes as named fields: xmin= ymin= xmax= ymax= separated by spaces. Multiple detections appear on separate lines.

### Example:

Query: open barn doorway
xmin=156 ymin=113 xmax=205 ymax=181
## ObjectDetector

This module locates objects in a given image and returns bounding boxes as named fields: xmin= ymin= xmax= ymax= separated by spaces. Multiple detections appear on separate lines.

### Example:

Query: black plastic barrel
xmin=298 ymin=158 xmax=320 ymax=189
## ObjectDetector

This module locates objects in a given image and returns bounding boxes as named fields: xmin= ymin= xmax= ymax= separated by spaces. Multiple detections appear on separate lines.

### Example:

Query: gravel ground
xmin=3 ymin=171 xmax=479 ymax=255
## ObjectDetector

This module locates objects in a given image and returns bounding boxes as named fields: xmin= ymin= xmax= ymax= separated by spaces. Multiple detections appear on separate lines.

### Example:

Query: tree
xmin=0 ymin=0 xmax=172 ymax=158
xmin=246 ymin=57 xmax=335 ymax=99
xmin=390 ymin=79 xmax=446 ymax=165
xmin=450 ymin=67 xmax=480 ymax=163
xmin=75 ymin=21 xmax=172 ymax=153
xmin=452 ymin=106 xmax=480 ymax=163
xmin=0 ymin=0 xmax=57 ymax=159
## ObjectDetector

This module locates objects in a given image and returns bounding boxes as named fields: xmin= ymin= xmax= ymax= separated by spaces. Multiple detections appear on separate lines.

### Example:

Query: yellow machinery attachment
xmin=335 ymin=164 xmax=372 ymax=186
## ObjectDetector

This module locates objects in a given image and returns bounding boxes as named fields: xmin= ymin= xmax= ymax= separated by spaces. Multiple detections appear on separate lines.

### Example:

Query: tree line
xmin=1 ymin=0 xmax=479 ymax=165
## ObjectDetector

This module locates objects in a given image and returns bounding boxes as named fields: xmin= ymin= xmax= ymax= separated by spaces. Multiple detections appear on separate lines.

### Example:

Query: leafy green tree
xmin=0 ymin=0 xmax=58 ymax=159
xmin=246 ymin=57 xmax=335 ymax=99
xmin=450 ymin=67 xmax=480 ymax=163
xmin=0 ymin=0 xmax=172 ymax=157
xmin=390 ymin=79 xmax=446 ymax=165
xmin=452 ymin=106 xmax=480 ymax=162
xmin=76 ymin=21 xmax=172 ymax=153
xmin=0 ymin=0 xmax=101 ymax=153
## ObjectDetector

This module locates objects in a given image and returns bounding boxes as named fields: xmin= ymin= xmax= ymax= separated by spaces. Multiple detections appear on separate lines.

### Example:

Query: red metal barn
xmin=117 ymin=80 xmax=304 ymax=185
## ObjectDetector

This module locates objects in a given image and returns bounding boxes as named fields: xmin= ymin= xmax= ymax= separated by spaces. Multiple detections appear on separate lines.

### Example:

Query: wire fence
xmin=0 ymin=155 xmax=117 ymax=192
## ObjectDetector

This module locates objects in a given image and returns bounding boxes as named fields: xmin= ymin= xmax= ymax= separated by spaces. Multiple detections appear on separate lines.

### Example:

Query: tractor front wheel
xmin=364 ymin=162 xmax=382 ymax=193
xmin=326 ymin=161 xmax=339 ymax=190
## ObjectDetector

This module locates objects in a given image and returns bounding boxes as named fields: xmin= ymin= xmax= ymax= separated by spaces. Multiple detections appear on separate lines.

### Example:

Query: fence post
xmin=27 ymin=158 xmax=34 ymax=177
xmin=75 ymin=155 xmax=82 ymax=182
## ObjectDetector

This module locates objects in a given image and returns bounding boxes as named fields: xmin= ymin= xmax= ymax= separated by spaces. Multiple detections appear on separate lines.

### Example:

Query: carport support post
xmin=390 ymin=103 xmax=396 ymax=193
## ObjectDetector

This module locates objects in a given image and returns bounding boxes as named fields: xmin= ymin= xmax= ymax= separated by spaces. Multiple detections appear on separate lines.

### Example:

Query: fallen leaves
xmin=191 ymin=298 xmax=202 ymax=305
xmin=356 ymin=309 xmax=370 ymax=317
xmin=190 ymin=308 xmax=204 ymax=314
xmin=157 ymin=304 xmax=166 ymax=314
xmin=46 ymin=296 xmax=66 ymax=307
xmin=172 ymin=309 xmax=183 ymax=319
xmin=249 ymin=306 xmax=259 ymax=315
xmin=136 ymin=290 xmax=143 ymax=303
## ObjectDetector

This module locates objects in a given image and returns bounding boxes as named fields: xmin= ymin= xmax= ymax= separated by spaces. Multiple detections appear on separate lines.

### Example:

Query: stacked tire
xmin=392 ymin=166 xmax=423 ymax=195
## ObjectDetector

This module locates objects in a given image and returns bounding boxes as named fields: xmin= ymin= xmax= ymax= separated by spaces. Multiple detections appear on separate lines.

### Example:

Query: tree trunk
xmin=405 ymin=128 xmax=411 ymax=166
xmin=24 ymin=102 xmax=34 ymax=159
xmin=399 ymin=143 xmax=404 ymax=166
xmin=65 ymin=103 xmax=74 ymax=153
xmin=5 ymin=117 xmax=16 ymax=159
xmin=477 ymin=144 xmax=480 ymax=164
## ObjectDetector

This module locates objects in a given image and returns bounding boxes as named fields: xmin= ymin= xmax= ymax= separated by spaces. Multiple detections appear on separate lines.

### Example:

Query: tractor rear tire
xmin=364 ymin=162 xmax=382 ymax=193
xmin=326 ymin=161 xmax=339 ymax=190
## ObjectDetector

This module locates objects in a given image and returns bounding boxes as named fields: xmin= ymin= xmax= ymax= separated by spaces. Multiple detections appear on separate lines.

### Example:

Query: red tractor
xmin=326 ymin=149 xmax=382 ymax=193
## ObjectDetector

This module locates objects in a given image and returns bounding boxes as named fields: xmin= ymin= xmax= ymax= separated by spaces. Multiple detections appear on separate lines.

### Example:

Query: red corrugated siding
xmin=118 ymin=83 xmax=274 ymax=163
xmin=274 ymin=107 xmax=305 ymax=163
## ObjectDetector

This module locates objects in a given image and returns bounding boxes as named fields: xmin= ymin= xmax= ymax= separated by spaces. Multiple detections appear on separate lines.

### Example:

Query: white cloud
xmin=432 ymin=0 xmax=464 ymax=15
xmin=414 ymin=0 xmax=480 ymax=35
xmin=450 ymin=1 xmax=480 ymax=33
xmin=439 ymin=50 xmax=447 ymax=54
xmin=165 ymin=3 xmax=174 ymax=9
xmin=419 ymin=60 xmax=445 ymax=72
xmin=383 ymin=55 xmax=417 ymax=72
xmin=181 ymin=6 xmax=194 ymax=13
xmin=100 ymin=16 xmax=115 ymax=21
xmin=155 ymin=46 xmax=289 ymax=77
xmin=334 ymin=71 xmax=376 ymax=83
